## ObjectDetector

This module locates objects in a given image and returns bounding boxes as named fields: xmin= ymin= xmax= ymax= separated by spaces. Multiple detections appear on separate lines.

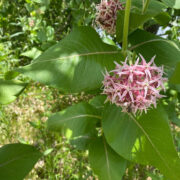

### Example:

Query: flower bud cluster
xmin=96 ymin=0 xmax=124 ymax=34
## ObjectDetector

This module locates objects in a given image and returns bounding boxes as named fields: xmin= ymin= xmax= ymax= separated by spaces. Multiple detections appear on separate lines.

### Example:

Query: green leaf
xmin=102 ymin=104 xmax=180 ymax=180
xmin=70 ymin=135 xmax=91 ymax=150
xmin=0 ymin=143 xmax=42 ymax=180
xmin=170 ymin=62 xmax=180 ymax=84
xmin=129 ymin=29 xmax=180 ymax=67
xmin=154 ymin=12 xmax=171 ymax=26
xmin=0 ymin=79 xmax=26 ymax=105
xmin=116 ymin=0 xmax=165 ymax=42
xmin=4 ymin=71 xmax=19 ymax=80
xmin=131 ymin=0 xmax=166 ymax=15
xmin=21 ymin=48 xmax=42 ymax=60
xmin=47 ymin=102 xmax=101 ymax=137
xmin=89 ymin=137 xmax=127 ymax=180
xmin=164 ymin=102 xmax=180 ymax=127
xmin=17 ymin=26 xmax=123 ymax=93
xmin=161 ymin=0 xmax=180 ymax=9
xmin=89 ymin=95 xmax=106 ymax=112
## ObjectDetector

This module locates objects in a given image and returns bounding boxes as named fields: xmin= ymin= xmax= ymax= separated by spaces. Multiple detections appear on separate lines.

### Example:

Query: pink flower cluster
xmin=102 ymin=55 xmax=167 ymax=115
xmin=96 ymin=0 xmax=124 ymax=34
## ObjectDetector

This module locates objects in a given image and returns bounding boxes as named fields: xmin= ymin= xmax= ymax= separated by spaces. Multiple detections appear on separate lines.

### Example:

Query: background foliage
xmin=0 ymin=0 xmax=180 ymax=179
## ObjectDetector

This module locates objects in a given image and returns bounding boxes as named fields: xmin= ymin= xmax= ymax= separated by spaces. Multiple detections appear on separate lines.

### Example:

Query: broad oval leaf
xmin=89 ymin=137 xmax=127 ymax=180
xmin=0 ymin=143 xmax=42 ymax=180
xmin=102 ymin=104 xmax=180 ymax=180
xmin=17 ymin=26 xmax=123 ymax=93
xmin=47 ymin=102 xmax=101 ymax=137
xmin=129 ymin=29 xmax=180 ymax=67
xmin=0 ymin=79 xmax=26 ymax=105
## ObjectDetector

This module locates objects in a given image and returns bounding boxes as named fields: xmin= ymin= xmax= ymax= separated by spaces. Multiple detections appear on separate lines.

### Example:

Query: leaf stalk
xmin=142 ymin=0 xmax=151 ymax=14
xmin=122 ymin=0 xmax=132 ymax=56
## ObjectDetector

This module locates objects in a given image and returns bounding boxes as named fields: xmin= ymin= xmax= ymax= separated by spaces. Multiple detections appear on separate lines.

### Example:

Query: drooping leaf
xmin=0 ymin=143 xmax=42 ymax=180
xmin=0 ymin=79 xmax=26 ymax=104
xmin=102 ymin=104 xmax=180 ymax=180
xmin=17 ymin=26 xmax=123 ymax=93
xmin=47 ymin=102 xmax=101 ymax=137
xmin=89 ymin=137 xmax=127 ymax=180
xmin=129 ymin=29 xmax=180 ymax=67
xmin=116 ymin=0 xmax=165 ymax=42
xmin=170 ymin=62 xmax=180 ymax=84
xmin=161 ymin=0 xmax=180 ymax=9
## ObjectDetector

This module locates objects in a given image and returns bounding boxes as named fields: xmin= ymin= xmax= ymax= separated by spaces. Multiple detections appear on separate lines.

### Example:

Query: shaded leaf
xmin=89 ymin=137 xmax=127 ymax=180
xmin=154 ymin=12 xmax=171 ymax=26
xmin=116 ymin=0 xmax=165 ymax=42
xmin=89 ymin=95 xmax=106 ymax=113
xmin=129 ymin=29 xmax=180 ymax=67
xmin=170 ymin=62 xmax=180 ymax=84
xmin=0 ymin=143 xmax=42 ymax=180
xmin=102 ymin=104 xmax=180 ymax=180
xmin=47 ymin=102 xmax=101 ymax=137
xmin=70 ymin=135 xmax=92 ymax=150
xmin=131 ymin=0 xmax=166 ymax=15
xmin=164 ymin=102 xmax=180 ymax=127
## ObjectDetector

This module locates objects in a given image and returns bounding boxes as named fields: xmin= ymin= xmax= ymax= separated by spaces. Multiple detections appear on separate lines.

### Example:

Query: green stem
xmin=122 ymin=0 xmax=132 ymax=55
xmin=142 ymin=0 xmax=150 ymax=14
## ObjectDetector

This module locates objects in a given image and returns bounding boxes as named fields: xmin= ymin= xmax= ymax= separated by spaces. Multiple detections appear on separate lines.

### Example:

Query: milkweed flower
xmin=102 ymin=55 xmax=167 ymax=115
xmin=96 ymin=0 xmax=124 ymax=34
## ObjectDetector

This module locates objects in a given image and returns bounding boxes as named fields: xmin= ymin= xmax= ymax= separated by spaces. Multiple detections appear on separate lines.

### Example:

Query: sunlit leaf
xmin=47 ymin=102 xmax=101 ymax=137
xmin=17 ymin=26 xmax=123 ymax=93
xmin=0 ymin=79 xmax=26 ymax=105
xmin=102 ymin=104 xmax=180 ymax=180
xmin=161 ymin=0 xmax=180 ymax=9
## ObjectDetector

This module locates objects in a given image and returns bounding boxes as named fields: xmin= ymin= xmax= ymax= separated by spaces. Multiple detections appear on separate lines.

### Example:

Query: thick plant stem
xmin=142 ymin=0 xmax=150 ymax=14
xmin=122 ymin=0 xmax=131 ymax=56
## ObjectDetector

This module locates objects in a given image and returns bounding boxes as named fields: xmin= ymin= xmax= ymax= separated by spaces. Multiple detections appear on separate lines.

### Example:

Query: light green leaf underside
xmin=102 ymin=104 xmax=180 ymax=180
xmin=89 ymin=137 xmax=127 ymax=180
xmin=161 ymin=0 xmax=180 ymax=9
xmin=0 ymin=79 xmax=26 ymax=105
xmin=17 ymin=26 xmax=123 ymax=93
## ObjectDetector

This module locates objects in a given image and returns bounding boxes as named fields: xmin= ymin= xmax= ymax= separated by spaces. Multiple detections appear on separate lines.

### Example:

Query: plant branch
xmin=122 ymin=0 xmax=132 ymax=55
